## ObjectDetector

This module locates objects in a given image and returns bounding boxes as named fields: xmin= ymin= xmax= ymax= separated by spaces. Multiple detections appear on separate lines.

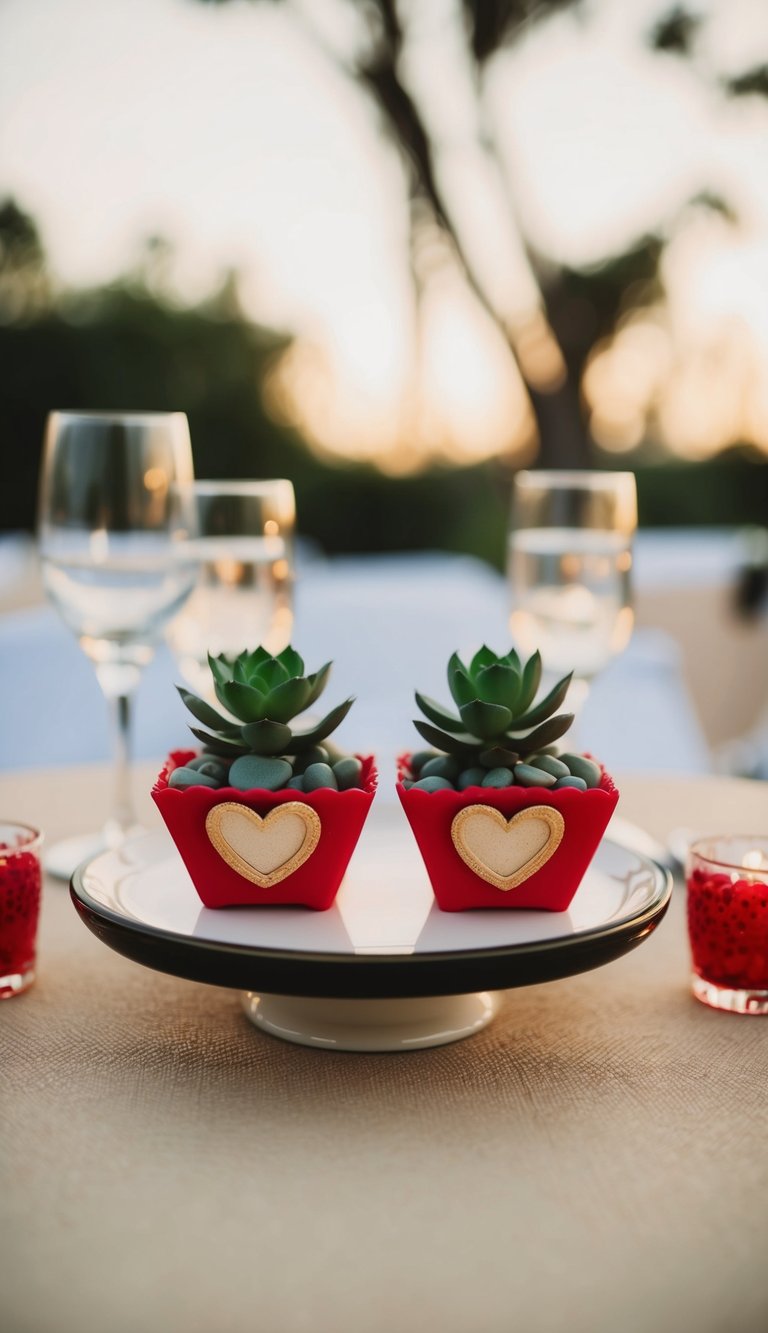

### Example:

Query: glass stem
xmin=107 ymin=692 xmax=137 ymax=843
xmin=93 ymin=659 xmax=145 ymax=847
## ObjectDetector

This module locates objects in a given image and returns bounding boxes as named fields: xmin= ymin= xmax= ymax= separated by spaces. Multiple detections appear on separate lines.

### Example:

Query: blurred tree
xmin=0 ymin=200 xmax=510 ymax=563
xmin=198 ymin=0 xmax=768 ymax=472
xmin=5 ymin=0 xmax=768 ymax=557
xmin=1 ymin=194 xmax=765 ymax=566
xmin=0 ymin=199 xmax=50 ymax=320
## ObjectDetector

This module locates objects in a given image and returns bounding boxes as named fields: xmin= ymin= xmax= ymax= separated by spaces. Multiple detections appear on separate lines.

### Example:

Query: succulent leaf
xmin=476 ymin=662 xmax=521 ymax=711
xmin=277 ymin=646 xmax=305 ymax=677
xmin=189 ymin=726 xmax=248 ymax=758
xmin=512 ymin=672 xmax=573 ymax=730
xmin=213 ymin=676 xmax=236 ymax=715
xmin=507 ymin=712 xmax=575 ymax=755
xmin=264 ymin=676 xmax=313 ymax=723
xmin=414 ymin=692 xmax=465 ymax=733
xmin=175 ymin=687 xmax=241 ymax=737
xmin=517 ymin=650 xmax=542 ymax=713
xmin=239 ymin=719 xmax=294 ymax=755
xmin=449 ymin=667 xmax=475 ymax=708
xmin=413 ymin=719 xmax=478 ymax=758
xmin=233 ymin=655 xmax=251 ymax=685
xmin=207 ymin=652 xmax=235 ymax=688
xmin=219 ymin=680 xmax=268 ymax=723
xmin=479 ymin=746 xmax=520 ymax=768
xmin=244 ymin=646 xmax=271 ymax=674
xmin=470 ymin=645 xmax=497 ymax=677
xmin=304 ymin=662 xmax=332 ymax=709
xmin=459 ymin=699 xmax=513 ymax=740
xmin=285 ymin=698 xmax=354 ymax=752
xmin=255 ymin=657 xmax=290 ymax=691
xmin=447 ymin=652 xmax=468 ymax=695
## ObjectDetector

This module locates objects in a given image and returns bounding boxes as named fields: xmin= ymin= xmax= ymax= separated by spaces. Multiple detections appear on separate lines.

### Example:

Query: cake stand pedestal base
xmin=242 ymin=990 xmax=503 ymax=1051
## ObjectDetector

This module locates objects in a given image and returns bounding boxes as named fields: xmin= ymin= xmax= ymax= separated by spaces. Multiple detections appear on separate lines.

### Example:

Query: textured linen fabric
xmin=2 ymin=766 xmax=768 ymax=1333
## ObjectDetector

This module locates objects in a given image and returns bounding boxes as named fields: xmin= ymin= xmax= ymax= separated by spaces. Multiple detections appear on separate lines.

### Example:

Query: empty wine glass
xmin=508 ymin=470 xmax=637 ymax=720
xmin=38 ymin=411 xmax=199 ymax=877
xmin=166 ymin=479 xmax=295 ymax=698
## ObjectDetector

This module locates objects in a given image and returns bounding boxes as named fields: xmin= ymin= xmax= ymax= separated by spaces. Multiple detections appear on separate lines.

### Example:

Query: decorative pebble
xmin=333 ymin=757 xmax=363 ymax=790
xmin=303 ymin=762 xmax=339 ymax=791
xmin=529 ymin=753 xmax=570 ymax=780
xmin=228 ymin=755 xmax=292 ymax=792
xmin=554 ymin=775 xmax=588 ymax=791
xmin=294 ymin=745 xmax=329 ymax=772
xmin=168 ymin=766 xmax=221 ymax=790
xmin=479 ymin=747 xmax=519 ymax=769
xmin=420 ymin=755 xmax=460 ymax=782
xmin=559 ymin=754 xmax=601 ymax=788
xmin=287 ymin=775 xmax=305 ymax=791
xmin=482 ymin=767 xmax=514 ymax=788
xmin=410 ymin=776 xmax=454 ymax=792
xmin=514 ymin=763 xmax=557 ymax=789
xmin=410 ymin=749 xmax=439 ymax=776
xmin=198 ymin=760 xmax=230 ymax=781
xmin=457 ymin=766 xmax=487 ymax=791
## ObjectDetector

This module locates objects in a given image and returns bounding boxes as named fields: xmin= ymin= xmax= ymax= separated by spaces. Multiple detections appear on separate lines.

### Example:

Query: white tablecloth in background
xmin=0 ymin=552 xmax=711 ymax=774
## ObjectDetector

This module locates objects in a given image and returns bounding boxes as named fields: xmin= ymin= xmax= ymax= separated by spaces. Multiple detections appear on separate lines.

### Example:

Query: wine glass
xmin=38 ymin=411 xmax=199 ymax=877
xmin=508 ymin=470 xmax=637 ymax=722
xmin=165 ymin=479 xmax=295 ymax=698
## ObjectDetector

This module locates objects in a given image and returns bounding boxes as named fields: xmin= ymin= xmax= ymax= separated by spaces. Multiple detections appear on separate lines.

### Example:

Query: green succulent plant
xmin=407 ymin=646 xmax=602 ymax=792
xmin=169 ymin=646 xmax=363 ymax=793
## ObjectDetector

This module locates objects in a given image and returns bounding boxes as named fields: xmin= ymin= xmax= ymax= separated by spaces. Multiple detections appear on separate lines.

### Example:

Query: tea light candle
xmin=686 ymin=835 xmax=768 ymax=1014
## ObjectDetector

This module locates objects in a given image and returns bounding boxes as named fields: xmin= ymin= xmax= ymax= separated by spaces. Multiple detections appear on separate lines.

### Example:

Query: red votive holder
xmin=0 ymin=822 xmax=43 ymax=999
xmin=686 ymin=835 xmax=768 ymax=1015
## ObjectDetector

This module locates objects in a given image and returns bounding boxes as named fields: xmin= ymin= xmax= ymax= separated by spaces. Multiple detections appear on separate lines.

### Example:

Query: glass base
xmin=0 ymin=965 xmax=35 ymax=999
xmin=692 ymin=974 xmax=768 ymax=1015
xmin=44 ymin=832 xmax=107 ymax=882
xmin=44 ymin=824 xmax=145 ymax=881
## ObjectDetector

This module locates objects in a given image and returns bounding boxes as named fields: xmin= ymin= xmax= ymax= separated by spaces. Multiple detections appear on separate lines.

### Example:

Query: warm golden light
xmin=265 ymin=265 xmax=536 ymax=472
xmin=143 ymin=467 xmax=168 ymax=494
xmin=513 ymin=312 xmax=567 ymax=393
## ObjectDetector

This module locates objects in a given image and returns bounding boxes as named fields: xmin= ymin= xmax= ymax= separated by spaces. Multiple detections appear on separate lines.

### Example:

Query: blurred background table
xmin=2 ymin=764 xmax=767 ymax=1333
xmin=0 ymin=542 xmax=725 ymax=776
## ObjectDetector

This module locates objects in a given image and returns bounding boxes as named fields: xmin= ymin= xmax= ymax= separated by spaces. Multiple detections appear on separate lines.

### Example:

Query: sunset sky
xmin=1 ymin=0 xmax=767 ymax=468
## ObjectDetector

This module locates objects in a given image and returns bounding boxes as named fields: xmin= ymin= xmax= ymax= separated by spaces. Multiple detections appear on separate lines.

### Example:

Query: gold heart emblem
xmin=205 ymin=802 xmax=321 ymax=888
xmin=451 ymin=804 xmax=565 ymax=891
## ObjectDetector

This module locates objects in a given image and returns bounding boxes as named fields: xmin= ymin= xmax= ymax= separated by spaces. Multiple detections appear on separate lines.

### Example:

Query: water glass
xmin=508 ymin=470 xmax=637 ymax=683
xmin=38 ymin=410 xmax=198 ymax=877
xmin=166 ymin=479 xmax=296 ymax=695
xmin=0 ymin=822 xmax=43 ymax=998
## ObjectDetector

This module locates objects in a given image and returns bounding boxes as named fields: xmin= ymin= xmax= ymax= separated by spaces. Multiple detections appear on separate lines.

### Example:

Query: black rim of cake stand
xmin=70 ymin=861 xmax=672 ymax=1000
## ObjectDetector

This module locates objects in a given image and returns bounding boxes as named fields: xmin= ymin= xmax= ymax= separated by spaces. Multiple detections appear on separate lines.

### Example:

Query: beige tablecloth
xmin=2 ymin=766 xmax=768 ymax=1333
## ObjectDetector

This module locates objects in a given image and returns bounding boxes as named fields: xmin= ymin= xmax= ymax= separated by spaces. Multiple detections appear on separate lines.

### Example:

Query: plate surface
xmin=71 ymin=803 xmax=671 ymax=998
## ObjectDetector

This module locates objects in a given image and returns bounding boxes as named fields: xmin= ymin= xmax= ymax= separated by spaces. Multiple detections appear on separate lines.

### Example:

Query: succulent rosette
xmin=153 ymin=646 xmax=376 ymax=909
xmin=397 ymin=646 xmax=618 ymax=911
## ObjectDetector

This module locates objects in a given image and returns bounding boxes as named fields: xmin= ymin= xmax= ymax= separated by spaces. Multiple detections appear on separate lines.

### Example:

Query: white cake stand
xmin=71 ymin=804 xmax=671 ymax=1051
